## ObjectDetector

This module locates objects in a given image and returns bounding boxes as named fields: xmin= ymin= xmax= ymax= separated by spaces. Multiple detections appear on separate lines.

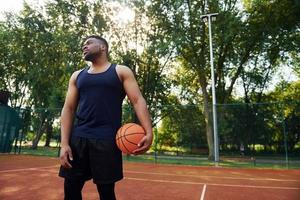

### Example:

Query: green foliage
xmin=158 ymin=103 xmax=207 ymax=152
xmin=0 ymin=0 xmax=107 ymax=148
xmin=218 ymin=81 xmax=300 ymax=155
xmin=1 ymin=0 xmax=299 ymax=158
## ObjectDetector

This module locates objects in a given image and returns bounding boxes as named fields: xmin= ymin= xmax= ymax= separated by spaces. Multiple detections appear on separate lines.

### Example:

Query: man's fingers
xmin=59 ymin=146 xmax=73 ymax=168
xmin=137 ymin=137 xmax=146 ymax=147
xmin=133 ymin=146 xmax=147 ymax=153
xmin=61 ymin=157 xmax=72 ymax=169
xmin=64 ymin=159 xmax=72 ymax=168
xmin=60 ymin=153 xmax=72 ymax=168
xmin=133 ymin=143 xmax=150 ymax=154
xmin=132 ymin=135 xmax=152 ymax=155
xmin=68 ymin=150 xmax=73 ymax=161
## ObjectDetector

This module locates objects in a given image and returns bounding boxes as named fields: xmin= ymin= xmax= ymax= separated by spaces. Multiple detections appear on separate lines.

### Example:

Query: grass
xmin=123 ymin=154 xmax=215 ymax=166
xmin=123 ymin=154 xmax=300 ymax=169
xmin=13 ymin=146 xmax=60 ymax=157
xmin=11 ymin=146 xmax=300 ymax=169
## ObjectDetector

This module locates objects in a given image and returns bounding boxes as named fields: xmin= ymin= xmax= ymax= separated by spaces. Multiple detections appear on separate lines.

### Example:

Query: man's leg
xmin=96 ymin=183 xmax=116 ymax=200
xmin=64 ymin=178 xmax=85 ymax=200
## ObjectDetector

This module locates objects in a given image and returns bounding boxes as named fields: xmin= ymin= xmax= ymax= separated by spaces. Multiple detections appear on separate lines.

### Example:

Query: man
xmin=59 ymin=35 xmax=153 ymax=200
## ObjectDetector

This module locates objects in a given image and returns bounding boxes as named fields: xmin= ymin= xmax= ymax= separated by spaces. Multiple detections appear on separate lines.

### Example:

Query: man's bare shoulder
xmin=116 ymin=64 xmax=131 ymax=71
xmin=116 ymin=64 xmax=134 ymax=76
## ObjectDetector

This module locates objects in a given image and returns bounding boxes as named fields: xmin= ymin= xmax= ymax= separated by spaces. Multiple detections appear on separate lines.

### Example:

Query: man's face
xmin=82 ymin=38 xmax=106 ymax=61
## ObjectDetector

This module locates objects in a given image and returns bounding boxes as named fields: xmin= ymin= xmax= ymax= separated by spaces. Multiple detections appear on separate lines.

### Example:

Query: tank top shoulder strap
xmin=110 ymin=63 xmax=117 ymax=71
xmin=75 ymin=66 xmax=88 ymax=85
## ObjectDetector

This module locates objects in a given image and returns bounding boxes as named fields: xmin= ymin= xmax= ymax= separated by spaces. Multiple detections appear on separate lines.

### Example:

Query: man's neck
xmin=91 ymin=57 xmax=109 ymax=69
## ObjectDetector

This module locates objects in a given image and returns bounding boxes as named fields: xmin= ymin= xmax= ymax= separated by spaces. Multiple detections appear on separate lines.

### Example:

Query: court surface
xmin=0 ymin=154 xmax=299 ymax=200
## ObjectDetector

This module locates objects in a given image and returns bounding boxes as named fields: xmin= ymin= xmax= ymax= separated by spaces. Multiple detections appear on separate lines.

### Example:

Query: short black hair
xmin=83 ymin=35 xmax=109 ymax=54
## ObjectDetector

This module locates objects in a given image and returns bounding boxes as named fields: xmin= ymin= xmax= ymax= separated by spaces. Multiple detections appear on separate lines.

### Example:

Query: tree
xmin=104 ymin=1 xmax=175 ymax=125
xmin=147 ymin=0 xmax=300 ymax=159
xmin=269 ymin=81 xmax=300 ymax=152
xmin=0 ymin=0 xmax=107 ymax=148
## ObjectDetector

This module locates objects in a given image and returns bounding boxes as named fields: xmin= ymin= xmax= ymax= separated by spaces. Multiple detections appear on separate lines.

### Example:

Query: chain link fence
xmin=217 ymin=102 xmax=300 ymax=168
xmin=1 ymin=102 xmax=299 ymax=168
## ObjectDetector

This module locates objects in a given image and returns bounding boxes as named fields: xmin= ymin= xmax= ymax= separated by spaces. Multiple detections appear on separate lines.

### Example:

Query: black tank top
xmin=72 ymin=64 xmax=126 ymax=139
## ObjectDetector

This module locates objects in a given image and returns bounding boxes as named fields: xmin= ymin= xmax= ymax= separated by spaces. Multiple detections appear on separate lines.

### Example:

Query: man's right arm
xmin=59 ymin=70 xmax=80 ymax=168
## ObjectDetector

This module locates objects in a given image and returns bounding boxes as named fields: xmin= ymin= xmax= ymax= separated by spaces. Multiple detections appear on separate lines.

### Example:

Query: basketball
xmin=116 ymin=123 xmax=146 ymax=154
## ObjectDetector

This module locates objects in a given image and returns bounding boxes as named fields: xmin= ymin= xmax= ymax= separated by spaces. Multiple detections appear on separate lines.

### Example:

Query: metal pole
xmin=208 ymin=15 xmax=219 ymax=164
xmin=283 ymin=118 xmax=289 ymax=168
xmin=281 ymin=103 xmax=289 ymax=168
xmin=154 ymin=126 xmax=158 ymax=164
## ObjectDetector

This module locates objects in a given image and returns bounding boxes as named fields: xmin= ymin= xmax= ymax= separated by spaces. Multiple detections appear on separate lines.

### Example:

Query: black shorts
xmin=59 ymin=136 xmax=123 ymax=184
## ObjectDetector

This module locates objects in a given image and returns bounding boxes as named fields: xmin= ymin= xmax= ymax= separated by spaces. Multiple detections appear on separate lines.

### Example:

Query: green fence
xmin=2 ymin=102 xmax=300 ymax=168
xmin=217 ymin=102 xmax=300 ymax=168
xmin=0 ymin=105 xmax=21 ymax=153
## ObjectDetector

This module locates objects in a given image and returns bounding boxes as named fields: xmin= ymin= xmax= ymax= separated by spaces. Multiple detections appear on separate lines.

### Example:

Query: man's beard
xmin=84 ymin=52 xmax=99 ymax=62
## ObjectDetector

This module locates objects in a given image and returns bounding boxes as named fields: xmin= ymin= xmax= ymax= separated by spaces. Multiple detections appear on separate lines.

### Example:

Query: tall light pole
xmin=200 ymin=13 xmax=219 ymax=164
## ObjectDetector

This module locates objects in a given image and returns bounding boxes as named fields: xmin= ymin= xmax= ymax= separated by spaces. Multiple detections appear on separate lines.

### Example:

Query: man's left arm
xmin=117 ymin=65 xmax=153 ymax=154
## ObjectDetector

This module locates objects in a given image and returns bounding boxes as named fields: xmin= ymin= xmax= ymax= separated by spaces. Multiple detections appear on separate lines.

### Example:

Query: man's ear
xmin=100 ymin=44 xmax=106 ymax=51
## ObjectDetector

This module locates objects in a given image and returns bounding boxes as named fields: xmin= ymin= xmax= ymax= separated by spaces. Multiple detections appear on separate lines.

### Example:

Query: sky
xmin=0 ymin=0 xmax=135 ymax=23
xmin=0 ymin=1 xmax=26 ymax=13
xmin=0 ymin=0 xmax=45 ymax=20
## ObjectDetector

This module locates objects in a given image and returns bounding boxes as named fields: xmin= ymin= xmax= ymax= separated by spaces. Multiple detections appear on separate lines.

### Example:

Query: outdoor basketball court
xmin=0 ymin=154 xmax=299 ymax=200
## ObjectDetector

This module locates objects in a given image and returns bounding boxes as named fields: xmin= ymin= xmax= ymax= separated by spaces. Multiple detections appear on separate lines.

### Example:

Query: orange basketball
xmin=116 ymin=123 xmax=146 ymax=154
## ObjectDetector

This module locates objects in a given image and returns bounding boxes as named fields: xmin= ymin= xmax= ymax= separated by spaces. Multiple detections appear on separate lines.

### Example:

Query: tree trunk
xmin=203 ymin=94 xmax=214 ymax=160
xmin=31 ymin=118 xmax=45 ymax=150
xmin=45 ymin=121 xmax=53 ymax=147
xmin=198 ymin=72 xmax=214 ymax=160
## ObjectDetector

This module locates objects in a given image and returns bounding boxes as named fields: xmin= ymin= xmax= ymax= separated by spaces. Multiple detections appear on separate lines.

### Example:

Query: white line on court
xmin=200 ymin=184 xmax=207 ymax=200
xmin=124 ymin=170 xmax=300 ymax=182
xmin=1 ymin=165 xmax=299 ymax=190
xmin=124 ymin=177 xmax=300 ymax=190
xmin=2 ymin=166 xmax=299 ymax=183
xmin=0 ymin=165 xmax=59 ymax=173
